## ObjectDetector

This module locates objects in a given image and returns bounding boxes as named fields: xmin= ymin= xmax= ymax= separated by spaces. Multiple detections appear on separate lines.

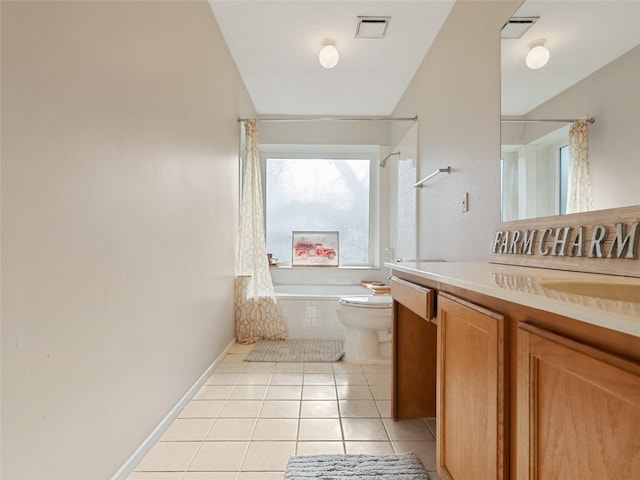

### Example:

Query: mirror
xmin=501 ymin=1 xmax=640 ymax=220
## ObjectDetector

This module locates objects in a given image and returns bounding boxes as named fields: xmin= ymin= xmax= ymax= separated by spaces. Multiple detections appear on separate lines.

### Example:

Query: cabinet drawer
xmin=390 ymin=276 xmax=434 ymax=320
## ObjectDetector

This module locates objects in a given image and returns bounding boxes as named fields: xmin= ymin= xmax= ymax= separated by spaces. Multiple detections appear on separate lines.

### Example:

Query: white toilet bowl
xmin=337 ymin=295 xmax=393 ymax=364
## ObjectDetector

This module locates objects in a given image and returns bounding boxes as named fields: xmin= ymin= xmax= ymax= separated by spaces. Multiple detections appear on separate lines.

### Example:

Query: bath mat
xmin=284 ymin=453 xmax=430 ymax=479
xmin=244 ymin=339 xmax=344 ymax=362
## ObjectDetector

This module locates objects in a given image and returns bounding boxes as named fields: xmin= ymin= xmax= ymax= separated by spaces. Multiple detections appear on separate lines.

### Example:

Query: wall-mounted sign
xmin=489 ymin=206 xmax=640 ymax=278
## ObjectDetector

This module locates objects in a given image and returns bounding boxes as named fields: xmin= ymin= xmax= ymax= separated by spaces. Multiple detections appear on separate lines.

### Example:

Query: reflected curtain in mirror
xmin=235 ymin=120 xmax=288 ymax=343
xmin=566 ymin=120 xmax=594 ymax=214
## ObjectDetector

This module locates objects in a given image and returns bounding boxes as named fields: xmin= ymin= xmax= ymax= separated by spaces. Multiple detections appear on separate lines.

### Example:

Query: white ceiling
xmin=208 ymin=1 xmax=455 ymax=116
xmin=501 ymin=1 xmax=640 ymax=116
xmin=208 ymin=1 xmax=640 ymax=118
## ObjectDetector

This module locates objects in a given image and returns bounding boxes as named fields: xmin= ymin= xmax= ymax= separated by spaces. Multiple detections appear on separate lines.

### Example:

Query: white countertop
xmin=386 ymin=261 xmax=640 ymax=338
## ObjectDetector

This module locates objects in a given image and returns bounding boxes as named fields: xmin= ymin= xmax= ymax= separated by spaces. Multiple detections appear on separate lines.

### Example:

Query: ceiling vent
xmin=501 ymin=17 xmax=539 ymax=39
xmin=355 ymin=16 xmax=391 ymax=39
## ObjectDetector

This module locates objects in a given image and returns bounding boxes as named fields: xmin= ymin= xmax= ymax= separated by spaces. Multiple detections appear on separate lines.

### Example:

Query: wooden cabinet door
xmin=518 ymin=322 xmax=640 ymax=480
xmin=436 ymin=293 xmax=507 ymax=480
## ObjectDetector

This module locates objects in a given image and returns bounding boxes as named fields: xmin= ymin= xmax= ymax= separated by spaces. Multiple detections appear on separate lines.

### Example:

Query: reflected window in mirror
xmin=501 ymin=124 xmax=569 ymax=221
xmin=559 ymin=144 xmax=569 ymax=215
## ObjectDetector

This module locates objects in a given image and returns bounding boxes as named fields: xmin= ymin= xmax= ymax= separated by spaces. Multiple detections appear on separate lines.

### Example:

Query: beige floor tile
xmin=296 ymin=441 xmax=345 ymax=455
xmin=243 ymin=362 xmax=276 ymax=373
xmin=237 ymin=472 xmax=284 ymax=480
xmin=127 ymin=473 xmax=184 ymax=480
xmin=361 ymin=364 xmax=391 ymax=374
xmin=160 ymin=418 xmax=214 ymax=441
xmin=369 ymin=385 xmax=391 ymax=401
xmin=183 ymin=473 xmax=238 ymax=480
xmin=194 ymin=385 xmax=233 ymax=400
xmin=376 ymin=400 xmax=393 ymax=418
xmin=252 ymin=418 xmax=298 ymax=440
xmin=264 ymin=385 xmax=302 ymax=400
xmin=303 ymin=373 xmax=335 ymax=385
xmin=334 ymin=373 xmax=367 ymax=385
xmin=179 ymin=400 xmax=225 ymax=419
xmin=300 ymin=400 xmax=339 ymax=418
xmin=298 ymin=418 xmax=343 ymax=441
xmin=205 ymin=373 xmax=241 ymax=385
xmin=424 ymin=417 xmax=437 ymax=438
xmin=223 ymin=353 xmax=247 ymax=363
xmin=206 ymin=418 xmax=256 ymax=441
xmin=135 ymin=441 xmax=200 ymax=471
xmin=303 ymin=363 xmax=334 ymax=373
xmin=218 ymin=400 xmax=262 ymax=418
xmin=393 ymin=440 xmax=437 ymax=471
xmin=131 ymin=348 xmax=437 ymax=477
xmin=269 ymin=373 xmax=303 ymax=385
xmin=214 ymin=363 xmax=247 ymax=374
xmin=336 ymin=385 xmax=373 ymax=400
xmin=342 ymin=418 xmax=389 ymax=441
xmin=241 ymin=441 xmax=296 ymax=471
xmin=236 ymin=373 xmax=272 ymax=385
xmin=339 ymin=399 xmax=380 ymax=418
xmin=273 ymin=362 xmax=304 ymax=373
xmin=344 ymin=441 xmax=394 ymax=454
xmin=333 ymin=362 xmax=363 ymax=373
xmin=427 ymin=470 xmax=441 ymax=480
xmin=365 ymin=373 xmax=392 ymax=386
xmin=188 ymin=441 xmax=248 ymax=471
xmin=228 ymin=385 xmax=267 ymax=400
xmin=302 ymin=385 xmax=337 ymax=400
xmin=229 ymin=344 xmax=254 ymax=354
xmin=383 ymin=418 xmax=434 ymax=441
xmin=259 ymin=400 xmax=301 ymax=418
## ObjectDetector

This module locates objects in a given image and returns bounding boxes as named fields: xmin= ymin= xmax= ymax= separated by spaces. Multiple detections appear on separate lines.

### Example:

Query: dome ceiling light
xmin=526 ymin=39 xmax=550 ymax=70
xmin=318 ymin=38 xmax=339 ymax=69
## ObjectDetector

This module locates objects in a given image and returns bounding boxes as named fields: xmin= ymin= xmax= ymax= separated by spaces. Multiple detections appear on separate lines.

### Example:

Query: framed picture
xmin=291 ymin=231 xmax=339 ymax=267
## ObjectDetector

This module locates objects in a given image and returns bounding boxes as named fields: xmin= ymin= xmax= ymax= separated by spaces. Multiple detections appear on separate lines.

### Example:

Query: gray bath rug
xmin=244 ymin=339 xmax=344 ymax=362
xmin=284 ymin=453 xmax=430 ymax=479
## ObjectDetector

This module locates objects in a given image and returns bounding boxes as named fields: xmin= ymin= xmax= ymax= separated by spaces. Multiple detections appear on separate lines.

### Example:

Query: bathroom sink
xmin=539 ymin=281 xmax=640 ymax=303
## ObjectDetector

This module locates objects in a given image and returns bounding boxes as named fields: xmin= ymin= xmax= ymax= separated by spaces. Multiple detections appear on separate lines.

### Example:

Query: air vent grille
xmin=501 ymin=16 xmax=539 ymax=39
xmin=355 ymin=16 xmax=391 ymax=39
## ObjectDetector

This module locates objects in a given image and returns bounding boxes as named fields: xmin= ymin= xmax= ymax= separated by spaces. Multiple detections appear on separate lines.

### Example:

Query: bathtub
xmin=274 ymin=284 xmax=372 ymax=339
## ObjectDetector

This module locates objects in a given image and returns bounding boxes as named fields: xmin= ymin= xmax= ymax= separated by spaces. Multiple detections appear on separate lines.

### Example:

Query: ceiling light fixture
xmin=318 ymin=38 xmax=339 ymax=69
xmin=525 ymin=39 xmax=550 ymax=70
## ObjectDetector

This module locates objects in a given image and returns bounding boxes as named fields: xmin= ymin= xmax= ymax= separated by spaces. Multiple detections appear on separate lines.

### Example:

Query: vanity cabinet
xmin=517 ymin=322 xmax=640 ymax=480
xmin=436 ymin=293 xmax=507 ymax=480
xmin=390 ymin=266 xmax=640 ymax=480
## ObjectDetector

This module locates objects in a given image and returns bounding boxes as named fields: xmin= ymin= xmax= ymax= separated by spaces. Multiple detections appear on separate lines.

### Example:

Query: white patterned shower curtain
xmin=235 ymin=120 xmax=288 ymax=343
xmin=566 ymin=119 xmax=594 ymax=214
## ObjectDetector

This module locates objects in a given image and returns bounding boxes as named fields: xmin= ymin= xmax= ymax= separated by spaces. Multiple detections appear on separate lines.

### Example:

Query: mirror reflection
xmin=501 ymin=1 xmax=640 ymax=220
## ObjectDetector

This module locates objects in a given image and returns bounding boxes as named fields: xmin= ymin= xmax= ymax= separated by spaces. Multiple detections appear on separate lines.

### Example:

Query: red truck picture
xmin=294 ymin=241 xmax=336 ymax=260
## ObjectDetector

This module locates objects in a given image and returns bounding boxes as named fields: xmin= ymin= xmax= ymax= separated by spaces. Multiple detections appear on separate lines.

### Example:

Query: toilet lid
xmin=339 ymin=295 xmax=392 ymax=308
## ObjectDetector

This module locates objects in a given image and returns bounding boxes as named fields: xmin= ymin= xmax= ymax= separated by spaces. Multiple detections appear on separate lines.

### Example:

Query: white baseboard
xmin=111 ymin=338 xmax=237 ymax=480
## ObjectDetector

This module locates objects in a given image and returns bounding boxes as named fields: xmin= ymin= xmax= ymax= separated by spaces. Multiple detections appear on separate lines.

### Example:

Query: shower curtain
xmin=566 ymin=119 xmax=594 ymax=214
xmin=235 ymin=120 xmax=288 ymax=343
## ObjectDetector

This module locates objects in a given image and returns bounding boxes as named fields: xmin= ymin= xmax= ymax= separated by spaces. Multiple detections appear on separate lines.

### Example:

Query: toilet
xmin=337 ymin=295 xmax=393 ymax=364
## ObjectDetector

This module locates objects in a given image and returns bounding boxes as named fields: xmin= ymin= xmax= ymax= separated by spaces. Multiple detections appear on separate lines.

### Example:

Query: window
xmin=263 ymin=148 xmax=377 ymax=267
xmin=559 ymin=144 xmax=569 ymax=215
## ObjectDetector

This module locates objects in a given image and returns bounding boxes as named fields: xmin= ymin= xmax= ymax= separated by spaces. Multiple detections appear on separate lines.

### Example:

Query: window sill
xmin=270 ymin=265 xmax=382 ymax=270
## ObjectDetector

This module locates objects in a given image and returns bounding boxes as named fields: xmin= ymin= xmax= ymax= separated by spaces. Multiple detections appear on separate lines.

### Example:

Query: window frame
xmin=259 ymin=144 xmax=381 ymax=268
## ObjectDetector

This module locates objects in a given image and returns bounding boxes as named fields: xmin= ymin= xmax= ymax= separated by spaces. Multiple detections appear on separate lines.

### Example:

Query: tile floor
xmin=128 ymin=343 xmax=439 ymax=480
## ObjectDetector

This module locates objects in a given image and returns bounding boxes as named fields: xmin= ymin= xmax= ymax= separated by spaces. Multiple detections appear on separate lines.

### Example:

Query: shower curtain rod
xmin=237 ymin=116 xmax=418 ymax=123
xmin=501 ymin=117 xmax=595 ymax=124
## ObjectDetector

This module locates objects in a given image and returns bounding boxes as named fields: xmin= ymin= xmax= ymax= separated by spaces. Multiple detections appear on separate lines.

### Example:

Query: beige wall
xmin=393 ymin=1 xmax=519 ymax=261
xmin=1 ymin=1 xmax=255 ymax=478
